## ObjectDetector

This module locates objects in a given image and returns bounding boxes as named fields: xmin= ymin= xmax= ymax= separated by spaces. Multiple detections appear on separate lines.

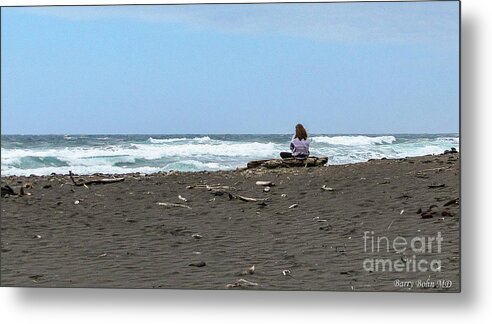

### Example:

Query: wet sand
xmin=1 ymin=153 xmax=460 ymax=291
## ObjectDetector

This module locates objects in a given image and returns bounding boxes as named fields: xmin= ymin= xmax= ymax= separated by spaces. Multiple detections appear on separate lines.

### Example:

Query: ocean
xmin=1 ymin=134 xmax=459 ymax=176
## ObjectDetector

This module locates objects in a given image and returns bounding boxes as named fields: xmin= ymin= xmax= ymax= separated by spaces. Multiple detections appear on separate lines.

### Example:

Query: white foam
xmin=1 ymin=158 xmax=233 ymax=176
xmin=1 ymin=165 xmax=167 ymax=177
xmin=1 ymin=135 xmax=459 ymax=176
xmin=147 ymin=136 xmax=211 ymax=144
xmin=311 ymin=135 xmax=396 ymax=146
xmin=164 ymin=160 xmax=225 ymax=170
xmin=436 ymin=137 xmax=460 ymax=144
xmin=133 ymin=141 xmax=280 ymax=158
xmin=1 ymin=140 xmax=281 ymax=176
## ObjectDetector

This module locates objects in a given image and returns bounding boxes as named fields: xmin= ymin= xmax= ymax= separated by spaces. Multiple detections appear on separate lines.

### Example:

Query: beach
xmin=0 ymin=152 xmax=460 ymax=291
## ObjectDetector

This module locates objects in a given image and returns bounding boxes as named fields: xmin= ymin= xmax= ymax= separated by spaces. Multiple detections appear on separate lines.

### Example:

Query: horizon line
xmin=0 ymin=132 xmax=460 ymax=136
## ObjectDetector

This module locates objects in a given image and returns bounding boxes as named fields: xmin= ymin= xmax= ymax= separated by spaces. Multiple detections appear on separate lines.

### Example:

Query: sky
xmin=1 ymin=1 xmax=459 ymax=135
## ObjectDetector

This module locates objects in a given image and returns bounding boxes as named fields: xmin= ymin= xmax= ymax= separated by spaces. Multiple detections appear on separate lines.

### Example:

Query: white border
xmin=2 ymin=0 xmax=492 ymax=323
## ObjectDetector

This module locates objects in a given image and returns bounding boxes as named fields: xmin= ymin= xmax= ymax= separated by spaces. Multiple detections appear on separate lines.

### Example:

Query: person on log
xmin=280 ymin=124 xmax=311 ymax=159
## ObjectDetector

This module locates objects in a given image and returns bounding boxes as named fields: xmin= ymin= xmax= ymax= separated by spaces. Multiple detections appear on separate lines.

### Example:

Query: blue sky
xmin=1 ymin=2 xmax=459 ymax=135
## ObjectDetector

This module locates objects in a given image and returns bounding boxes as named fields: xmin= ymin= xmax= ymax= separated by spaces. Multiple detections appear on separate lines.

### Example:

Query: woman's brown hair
xmin=295 ymin=124 xmax=308 ymax=140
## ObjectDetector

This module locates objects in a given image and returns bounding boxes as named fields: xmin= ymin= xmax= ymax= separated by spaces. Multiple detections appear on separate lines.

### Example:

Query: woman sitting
xmin=280 ymin=124 xmax=311 ymax=159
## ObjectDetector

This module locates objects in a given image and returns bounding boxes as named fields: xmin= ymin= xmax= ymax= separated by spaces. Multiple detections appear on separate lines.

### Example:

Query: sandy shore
xmin=1 ymin=153 xmax=460 ymax=291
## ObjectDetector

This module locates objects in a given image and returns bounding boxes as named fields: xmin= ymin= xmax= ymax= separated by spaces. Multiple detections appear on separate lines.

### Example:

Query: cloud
xmin=19 ymin=2 xmax=459 ymax=44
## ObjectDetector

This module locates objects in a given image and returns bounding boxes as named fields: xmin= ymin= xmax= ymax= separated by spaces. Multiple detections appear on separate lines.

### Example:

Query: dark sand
xmin=1 ymin=154 xmax=460 ymax=291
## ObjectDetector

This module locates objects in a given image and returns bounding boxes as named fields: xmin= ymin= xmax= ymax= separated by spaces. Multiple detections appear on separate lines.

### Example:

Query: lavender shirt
xmin=290 ymin=137 xmax=311 ymax=157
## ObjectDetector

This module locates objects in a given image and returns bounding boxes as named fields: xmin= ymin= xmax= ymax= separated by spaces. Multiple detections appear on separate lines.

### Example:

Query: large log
xmin=247 ymin=156 xmax=328 ymax=169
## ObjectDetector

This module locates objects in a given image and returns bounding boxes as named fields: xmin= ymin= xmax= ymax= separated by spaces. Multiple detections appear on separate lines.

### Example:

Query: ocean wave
xmin=436 ymin=137 xmax=460 ymax=144
xmin=132 ymin=141 xmax=280 ymax=158
xmin=147 ymin=136 xmax=211 ymax=144
xmin=13 ymin=156 xmax=69 ymax=169
xmin=1 ymin=141 xmax=281 ymax=176
xmin=164 ymin=160 xmax=226 ymax=171
xmin=311 ymin=135 xmax=396 ymax=146
xmin=2 ymin=141 xmax=280 ymax=162
xmin=1 ymin=159 xmax=232 ymax=176
xmin=311 ymin=143 xmax=457 ymax=165
xmin=1 ymin=165 xmax=168 ymax=177
xmin=1 ymin=134 xmax=459 ymax=176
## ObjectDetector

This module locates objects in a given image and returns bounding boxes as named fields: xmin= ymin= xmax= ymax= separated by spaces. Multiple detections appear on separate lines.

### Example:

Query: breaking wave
xmin=1 ymin=134 xmax=458 ymax=176
xmin=147 ymin=136 xmax=211 ymax=144
xmin=311 ymin=135 xmax=396 ymax=146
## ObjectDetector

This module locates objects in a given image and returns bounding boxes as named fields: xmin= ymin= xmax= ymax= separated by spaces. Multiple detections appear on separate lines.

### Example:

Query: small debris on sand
xmin=228 ymin=193 xmax=268 ymax=202
xmin=29 ymin=275 xmax=44 ymax=283
xmin=321 ymin=185 xmax=335 ymax=191
xmin=239 ymin=265 xmax=256 ymax=275
xmin=189 ymin=261 xmax=206 ymax=267
xmin=247 ymin=265 xmax=255 ymax=274
xmin=256 ymin=181 xmax=274 ymax=186
xmin=419 ymin=203 xmax=457 ymax=219
xmin=443 ymin=198 xmax=459 ymax=206
xmin=156 ymin=202 xmax=192 ymax=209
xmin=428 ymin=183 xmax=446 ymax=188
xmin=226 ymin=278 xmax=259 ymax=288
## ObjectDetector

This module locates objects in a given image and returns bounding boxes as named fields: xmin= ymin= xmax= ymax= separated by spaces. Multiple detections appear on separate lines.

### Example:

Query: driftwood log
xmin=69 ymin=171 xmax=125 ymax=186
xmin=247 ymin=156 xmax=328 ymax=169
xmin=228 ymin=193 xmax=269 ymax=202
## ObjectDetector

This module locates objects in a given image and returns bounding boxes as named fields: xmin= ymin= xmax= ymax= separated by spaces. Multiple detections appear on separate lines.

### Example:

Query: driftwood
xmin=157 ymin=202 xmax=192 ymax=209
xmin=186 ymin=184 xmax=235 ymax=190
xmin=247 ymin=156 xmax=328 ymax=169
xmin=428 ymin=183 xmax=446 ymax=189
xmin=256 ymin=181 xmax=274 ymax=186
xmin=321 ymin=185 xmax=335 ymax=191
xmin=69 ymin=171 xmax=125 ymax=186
xmin=228 ymin=193 xmax=269 ymax=202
